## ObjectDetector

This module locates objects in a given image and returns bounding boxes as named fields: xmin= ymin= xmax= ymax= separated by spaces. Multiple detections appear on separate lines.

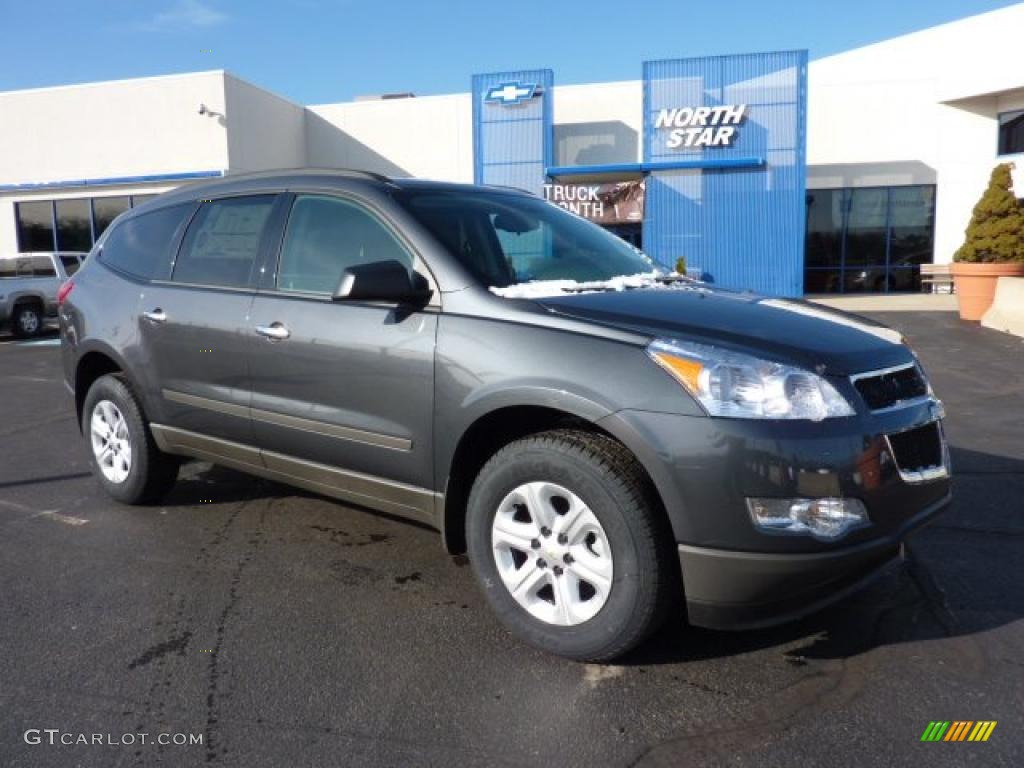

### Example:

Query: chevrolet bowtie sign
xmin=484 ymin=81 xmax=538 ymax=106
xmin=655 ymin=104 xmax=748 ymax=148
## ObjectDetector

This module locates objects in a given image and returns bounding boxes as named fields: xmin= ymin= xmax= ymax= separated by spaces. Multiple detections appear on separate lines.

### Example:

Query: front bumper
xmin=680 ymin=492 xmax=948 ymax=629
xmin=597 ymin=396 xmax=951 ymax=630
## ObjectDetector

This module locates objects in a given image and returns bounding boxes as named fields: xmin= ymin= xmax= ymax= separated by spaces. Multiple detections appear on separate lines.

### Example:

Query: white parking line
xmin=33 ymin=510 xmax=89 ymax=526
xmin=0 ymin=498 xmax=40 ymax=514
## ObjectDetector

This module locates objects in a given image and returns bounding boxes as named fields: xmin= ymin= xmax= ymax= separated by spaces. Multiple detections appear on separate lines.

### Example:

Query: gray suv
xmin=1 ymin=252 xmax=84 ymax=337
xmin=60 ymin=170 xmax=951 ymax=661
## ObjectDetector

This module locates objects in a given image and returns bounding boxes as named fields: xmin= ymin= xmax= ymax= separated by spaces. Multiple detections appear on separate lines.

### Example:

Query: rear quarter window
xmin=0 ymin=256 xmax=56 ymax=278
xmin=30 ymin=255 xmax=57 ymax=277
xmin=99 ymin=203 xmax=195 ymax=280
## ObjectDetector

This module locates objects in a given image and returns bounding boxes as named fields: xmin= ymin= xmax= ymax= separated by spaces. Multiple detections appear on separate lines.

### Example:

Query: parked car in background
xmin=59 ymin=171 xmax=950 ymax=661
xmin=0 ymin=252 xmax=85 ymax=337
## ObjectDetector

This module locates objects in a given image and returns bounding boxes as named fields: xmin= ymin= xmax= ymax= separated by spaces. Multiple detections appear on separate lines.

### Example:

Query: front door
xmin=247 ymin=193 xmax=437 ymax=517
xmin=140 ymin=194 xmax=278 ymax=445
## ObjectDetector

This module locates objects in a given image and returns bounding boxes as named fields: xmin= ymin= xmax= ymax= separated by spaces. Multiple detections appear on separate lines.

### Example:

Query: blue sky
xmin=2 ymin=0 xmax=1017 ymax=104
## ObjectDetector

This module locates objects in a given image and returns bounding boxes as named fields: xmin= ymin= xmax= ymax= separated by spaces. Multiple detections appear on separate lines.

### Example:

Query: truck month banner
xmin=542 ymin=180 xmax=645 ymax=225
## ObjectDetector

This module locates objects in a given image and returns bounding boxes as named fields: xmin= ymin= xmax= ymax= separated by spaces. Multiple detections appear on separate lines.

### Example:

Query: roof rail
xmin=331 ymin=168 xmax=393 ymax=183
xmin=216 ymin=167 xmax=394 ymax=184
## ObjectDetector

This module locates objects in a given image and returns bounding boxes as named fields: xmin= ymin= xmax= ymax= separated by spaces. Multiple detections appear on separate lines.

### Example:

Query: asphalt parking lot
xmin=1 ymin=311 xmax=1021 ymax=767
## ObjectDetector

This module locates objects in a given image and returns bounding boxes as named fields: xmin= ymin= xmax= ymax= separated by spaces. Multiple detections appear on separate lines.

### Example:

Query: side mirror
xmin=332 ymin=259 xmax=432 ymax=303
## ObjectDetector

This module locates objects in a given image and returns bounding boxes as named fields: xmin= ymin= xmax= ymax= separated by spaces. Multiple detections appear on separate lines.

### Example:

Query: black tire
xmin=466 ymin=429 xmax=678 ymax=662
xmin=82 ymin=374 xmax=180 ymax=505
xmin=11 ymin=303 xmax=43 ymax=338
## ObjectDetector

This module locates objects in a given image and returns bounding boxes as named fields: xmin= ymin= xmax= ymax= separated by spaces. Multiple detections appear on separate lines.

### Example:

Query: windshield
xmin=395 ymin=188 xmax=659 ymax=289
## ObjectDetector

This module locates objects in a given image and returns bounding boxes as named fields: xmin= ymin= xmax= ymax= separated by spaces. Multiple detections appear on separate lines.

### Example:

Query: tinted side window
xmin=100 ymin=204 xmax=195 ymax=280
xmin=173 ymin=196 xmax=275 ymax=289
xmin=60 ymin=255 xmax=82 ymax=276
xmin=277 ymin=195 xmax=413 ymax=294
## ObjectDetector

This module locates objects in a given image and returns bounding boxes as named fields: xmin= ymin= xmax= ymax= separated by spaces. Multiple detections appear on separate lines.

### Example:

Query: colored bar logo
xmin=921 ymin=721 xmax=997 ymax=742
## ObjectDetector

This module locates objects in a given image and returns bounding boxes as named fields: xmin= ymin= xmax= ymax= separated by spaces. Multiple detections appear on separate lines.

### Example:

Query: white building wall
xmin=224 ymin=75 xmax=306 ymax=173
xmin=552 ymin=81 xmax=643 ymax=166
xmin=806 ymin=3 xmax=1024 ymax=262
xmin=306 ymin=94 xmax=473 ymax=181
xmin=0 ymin=71 xmax=231 ymax=254
xmin=0 ymin=71 xmax=229 ymax=185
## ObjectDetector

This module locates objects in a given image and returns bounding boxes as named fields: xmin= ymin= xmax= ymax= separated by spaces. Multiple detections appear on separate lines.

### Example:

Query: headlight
xmin=647 ymin=339 xmax=855 ymax=421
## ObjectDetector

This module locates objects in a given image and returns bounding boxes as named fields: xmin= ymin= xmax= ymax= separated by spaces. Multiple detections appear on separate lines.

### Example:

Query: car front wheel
xmin=466 ymin=429 xmax=677 ymax=661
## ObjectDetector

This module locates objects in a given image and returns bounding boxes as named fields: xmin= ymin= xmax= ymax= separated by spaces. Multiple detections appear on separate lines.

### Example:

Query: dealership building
xmin=1 ymin=4 xmax=1022 ymax=297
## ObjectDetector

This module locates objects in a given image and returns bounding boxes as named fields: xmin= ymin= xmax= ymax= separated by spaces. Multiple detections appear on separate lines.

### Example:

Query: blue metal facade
xmin=471 ymin=53 xmax=807 ymax=296
xmin=643 ymin=52 xmax=807 ymax=296
xmin=472 ymin=69 xmax=553 ymax=195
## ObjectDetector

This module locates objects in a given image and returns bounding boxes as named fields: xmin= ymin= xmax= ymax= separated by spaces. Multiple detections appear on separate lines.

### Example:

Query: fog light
xmin=746 ymin=497 xmax=869 ymax=541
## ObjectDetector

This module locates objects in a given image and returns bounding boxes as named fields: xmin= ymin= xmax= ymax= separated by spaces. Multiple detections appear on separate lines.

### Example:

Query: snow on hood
xmin=489 ymin=272 xmax=702 ymax=299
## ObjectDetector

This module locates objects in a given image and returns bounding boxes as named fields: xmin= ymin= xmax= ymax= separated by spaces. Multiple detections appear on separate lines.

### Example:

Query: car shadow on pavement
xmin=622 ymin=444 xmax=1024 ymax=666
xmin=160 ymin=460 xmax=438 ymax=534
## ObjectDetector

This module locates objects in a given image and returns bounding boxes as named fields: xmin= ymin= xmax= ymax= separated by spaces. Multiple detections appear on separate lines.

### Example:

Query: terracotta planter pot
xmin=951 ymin=262 xmax=1024 ymax=321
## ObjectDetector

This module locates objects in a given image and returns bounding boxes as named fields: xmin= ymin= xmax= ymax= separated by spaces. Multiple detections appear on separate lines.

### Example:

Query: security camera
xmin=198 ymin=103 xmax=209 ymax=116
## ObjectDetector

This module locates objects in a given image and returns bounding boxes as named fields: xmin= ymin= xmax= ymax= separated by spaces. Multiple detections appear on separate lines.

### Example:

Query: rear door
xmin=138 ymin=194 xmax=279 ymax=445
xmin=247 ymin=192 xmax=438 ymax=511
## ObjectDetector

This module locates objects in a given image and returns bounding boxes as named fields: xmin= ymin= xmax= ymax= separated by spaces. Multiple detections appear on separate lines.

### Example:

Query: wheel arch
xmin=73 ymin=343 xmax=144 ymax=432
xmin=439 ymin=403 xmax=672 ymax=555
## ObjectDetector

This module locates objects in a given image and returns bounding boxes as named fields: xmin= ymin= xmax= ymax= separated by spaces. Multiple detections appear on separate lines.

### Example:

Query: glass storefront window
xmin=998 ymin=110 xmax=1024 ymax=156
xmin=92 ymin=196 xmax=132 ymax=240
xmin=844 ymin=188 xmax=888 ymax=269
xmin=14 ymin=192 xmax=159 ymax=253
xmin=55 ymin=198 xmax=93 ymax=252
xmin=15 ymin=201 xmax=55 ymax=252
xmin=805 ymin=189 xmax=843 ymax=268
xmin=804 ymin=184 xmax=936 ymax=293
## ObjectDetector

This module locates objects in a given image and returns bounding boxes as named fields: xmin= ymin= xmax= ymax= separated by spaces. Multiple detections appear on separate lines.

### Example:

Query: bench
xmin=920 ymin=263 xmax=955 ymax=293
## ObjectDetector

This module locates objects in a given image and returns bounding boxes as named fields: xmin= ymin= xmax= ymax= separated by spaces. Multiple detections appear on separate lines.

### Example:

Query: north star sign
xmin=655 ymin=104 xmax=747 ymax=148
xmin=484 ymin=81 xmax=538 ymax=106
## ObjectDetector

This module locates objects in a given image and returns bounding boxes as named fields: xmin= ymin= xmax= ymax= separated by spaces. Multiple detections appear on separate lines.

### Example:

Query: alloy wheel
xmin=90 ymin=399 xmax=133 ymax=484
xmin=491 ymin=481 xmax=613 ymax=626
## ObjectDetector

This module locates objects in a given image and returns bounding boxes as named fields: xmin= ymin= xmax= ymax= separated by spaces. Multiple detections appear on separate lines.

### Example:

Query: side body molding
xmin=150 ymin=424 xmax=440 ymax=526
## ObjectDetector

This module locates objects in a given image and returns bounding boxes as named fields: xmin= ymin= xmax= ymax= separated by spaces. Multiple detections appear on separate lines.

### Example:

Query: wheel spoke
xmin=492 ymin=519 xmax=536 ymax=553
xmin=90 ymin=412 xmax=110 ymax=440
xmin=568 ymin=549 xmax=613 ymax=593
xmin=523 ymin=482 xmax=556 ymax=530
xmin=96 ymin=444 xmax=114 ymax=466
xmin=554 ymin=572 xmax=581 ymax=624
xmin=556 ymin=495 xmax=592 ymax=542
xmin=509 ymin=561 xmax=548 ymax=600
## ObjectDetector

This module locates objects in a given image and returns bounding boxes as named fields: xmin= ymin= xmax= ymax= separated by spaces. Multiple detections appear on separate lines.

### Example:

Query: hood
xmin=537 ymin=287 xmax=913 ymax=375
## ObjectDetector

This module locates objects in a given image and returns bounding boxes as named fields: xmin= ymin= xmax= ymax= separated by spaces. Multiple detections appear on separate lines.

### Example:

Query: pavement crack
xmin=203 ymin=499 xmax=269 ymax=763
xmin=127 ymin=631 xmax=193 ymax=670
xmin=904 ymin=542 xmax=959 ymax=636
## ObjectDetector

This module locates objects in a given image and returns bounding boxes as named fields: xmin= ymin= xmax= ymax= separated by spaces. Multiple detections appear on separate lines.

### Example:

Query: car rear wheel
xmin=466 ymin=429 xmax=677 ymax=661
xmin=12 ymin=304 xmax=43 ymax=338
xmin=83 ymin=374 xmax=179 ymax=504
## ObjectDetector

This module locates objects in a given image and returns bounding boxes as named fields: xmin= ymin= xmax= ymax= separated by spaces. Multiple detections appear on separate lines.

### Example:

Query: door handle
xmin=143 ymin=308 xmax=167 ymax=324
xmin=255 ymin=322 xmax=290 ymax=341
